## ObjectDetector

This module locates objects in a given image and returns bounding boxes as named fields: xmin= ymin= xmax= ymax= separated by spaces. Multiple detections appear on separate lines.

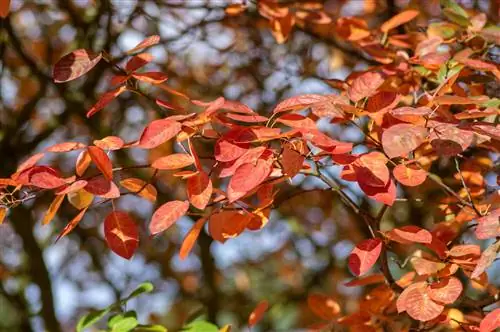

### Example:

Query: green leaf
xmin=111 ymin=317 xmax=138 ymax=332
xmin=437 ymin=64 xmax=447 ymax=83
xmin=135 ymin=325 xmax=168 ymax=332
xmin=125 ymin=282 xmax=154 ymax=301
xmin=182 ymin=321 xmax=219 ymax=332
xmin=76 ymin=308 xmax=111 ymax=332
xmin=481 ymin=98 xmax=500 ymax=108
xmin=441 ymin=0 xmax=469 ymax=27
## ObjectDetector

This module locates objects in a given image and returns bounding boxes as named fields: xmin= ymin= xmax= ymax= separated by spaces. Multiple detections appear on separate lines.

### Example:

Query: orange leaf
xmin=180 ymin=217 xmax=207 ymax=260
xmin=151 ymin=153 xmax=194 ymax=170
xmin=348 ymin=238 xmax=383 ymax=276
xmin=119 ymin=178 xmax=157 ymax=202
xmin=393 ymin=164 xmax=427 ymax=186
xmin=380 ymin=9 xmax=419 ymax=33
xmin=138 ymin=119 xmax=182 ymax=149
xmin=56 ymin=180 xmax=88 ymax=195
xmin=29 ymin=166 xmax=66 ymax=189
xmin=56 ymin=208 xmax=88 ymax=241
xmin=149 ymin=200 xmax=189 ymax=235
xmin=0 ymin=207 xmax=8 ymax=224
xmin=353 ymin=152 xmax=389 ymax=188
xmin=387 ymin=226 xmax=432 ymax=244
xmin=382 ymin=124 xmax=428 ymax=159
xmin=209 ymin=211 xmax=251 ymax=242
xmin=76 ymin=150 xmax=92 ymax=176
xmin=53 ymin=49 xmax=102 ymax=83
xmin=126 ymin=35 xmax=160 ymax=54
xmin=42 ymin=194 xmax=65 ymax=225
xmin=344 ymin=274 xmax=385 ymax=287
xmin=87 ymin=146 xmax=113 ymax=180
xmin=86 ymin=85 xmax=127 ymax=118
xmin=281 ymin=144 xmax=305 ymax=179
xmin=248 ymin=300 xmax=269 ymax=327
xmin=132 ymin=72 xmax=168 ymax=84
xmin=46 ymin=142 xmax=86 ymax=152
xmin=93 ymin=136 xmax=124 ymax=150
xmin=307 ymin=293 xmax=341 ymax=320
xmin=228 ymin=158 xmax=273 ymax=202
xmin=104 ymin=211 xmax=139 ymax=259
xmin=186 ymin=172 xmax=212 ymax=210
xmin=16 ymin=153 xmax=45 ymax=173
xmin=0 ymin=0 xmax=10 ymax=18
xmin=272 ymin=94 xmax=328 ymax=114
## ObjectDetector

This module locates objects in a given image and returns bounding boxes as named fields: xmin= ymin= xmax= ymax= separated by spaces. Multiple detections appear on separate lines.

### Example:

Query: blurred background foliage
xmin=0 ymin=0 xmax=498 ymax=331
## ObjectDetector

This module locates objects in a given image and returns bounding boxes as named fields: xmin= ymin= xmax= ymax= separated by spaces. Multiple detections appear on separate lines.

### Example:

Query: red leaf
xmin=87 ymin=86 xmax=127 ymax=118
xmin=186 ymin=172 xmax=212 ymax=210
xmin=104 ymin=211 xmax=139 ymax=259
xmin=475 ymin=209 xmax=500 ymax=240
xmin=126 ymin=35 xmax=160 ymax=54
xmin=272 ymin=94 xmax=328 ymax=114
xmin=46 ymin=142 xmax=86 ymax=152
xmin=16 ymin=153 xmax=45 ymax=173
xmin=29 ymin=166 xmax=66 ymax=189
xmin=228 ymin=158 xmax=273 ymax=202
xmin=56 ymin=180 xmax=88 ymax=195
xmin=0 ymin=0 xmax=10 ymax=18
xmin=411 ymin=256 xmax=446 ymax=275
xmin=348 ymin=72 xmax=384 ymax=102
xmin=125 ymin=53 xmax=153 ymax=72
xmin=447 ymin=244 xmax=481 ymax=258
xmin=344 ymin=274 xmax=386 ymax=287
xmin=53 ymin=49 xmax=102 ymax=83
xmin=429 ymin=122 xmax=473 ymax=156
xmin=480 ymin=308 xmax=500 ymax=332
xmin=132 ymin=72 xmax=168 ymax=84
xmin=149 ymin=200 xmax=189 ymax=235
xmin=209 ymin=211 xmax=252 ymax=242
xmin=397 ymin=282 xmax=444 ymax=321
xmin=138 ymin=119 xmax=182 ymax=149
xmin=471 ymin=240 xmax=500 ymax=279
xmin=388 ymin=226 xmax=432 ymax=244
xmin=281 ymin=144 xmax=305 ymax=178
xmin=214 ymin=128 xmax=255 ymax=162
xmin=248 ymin=300 xmax=269 ymax=327
xmin=93 ymin=136 xmax=124 ymax=150
xmin=307 ymin=293 xmax=341 ymax=320
xmin=84 ymin=177 xmax=120 ymax=198
xmin=382 ymin=124 xmax=428 ymax=158
xmin=221 ymin=100 xmax=255 ymax=114
xmin=151 ymin=153 xmax=194 ymax=170
xmin=87 ymin=146 xmax=113 ymax=180
xmin=380 ymin=9 xmax=419 ymax=33
xmin=393 ymin=164 xmax=427 ymax=186
xmin=219 ymin=146 xmax=267 ymax=178
xmin=353 ymin=152 xmax=389 ymax=187
xmin=224 ymin=113 xmax=268 ymax=123
xmin=427 ymin=277 xmax=462 ymax=304
xmin=56 ymin=208 xmax=88 ymax=241
xmin=179 ymin=217 xmax=207 ymax=260
xmin=358 ymin=178 xmax=397 ymax=206
xmin=348 ymin=238 xmax=383 ymax=276
xmin=276 ymin=113 xmax=317 ymax=130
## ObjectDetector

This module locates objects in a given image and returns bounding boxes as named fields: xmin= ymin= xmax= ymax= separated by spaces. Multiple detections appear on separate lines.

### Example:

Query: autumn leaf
xmin=53 ymin=49 xmax=102 ymax=83
xmin=56 ymin=180 xmax=88 ymax=195
xmin=179 ymin=217 xmax=207 ymax=260
xmin=29 ymin=166 xmax=67 ymax=189
xmin=307 ymin=293 xmax=341 ymax=320
xmin=104 ymin=211 xmax=139 ymax=259
xmin=427 ymin=277 xmax=462 ymax=304
xmin=138 ymin=119 xmax=182 ymax=149
xmin=380 ymin=9 xmax=419 ymax=33
xmin=56 ymin=208 xmax=88 ymax=241
xmin=248 ymin=300 xmax=269 ymax=327
xmin=119 ymin=178 xmax=157 ymax=202
xmin=125 ymin=53 xmax=153 ymax=72
xmin=68 ymin=189 xmax=94 ymax=210
xmin=396 ymin=282 xmax=444 ymax=321
xmin=93 ymin=136 xmax=124 ymax=150
xmin=87 ymin=146 xmax=113 ymax=180
xmin=471 ymin=240 xmax=500 ymax=279
xmin=228 ymin=158 xmax=273 ymax=202
xmin=393 ymin=164 xmax=427 ymax=186
xmin=479 ymin=308 xmax=500 ymax=332
xmin=186 ymin=172 xmax=212 ymax=210
xmin=209 ymin=211 xmax=252 ymax=242
xmin=387 ymin=226 xmax=432 ymax=244
xmin=151 ymin=153 xmax=194 ymax=170
xmin=126 ymin=35 xmax=160 ymax=54
xmin=382 ymin=124 xmax=428 ymax=159
xmin=42 ymin=195 xmax=65 ymax=225
xmin=84 ymin=177 xmax=120 ymax=198
xmin=149 ymin=200 xmax=189 ymax=235
xmin=348 ymin=238 xmax=383 ymax=276
xmin=475 ymin=209 xmax=499 ymax=240
xmin=132 ymin=72 xmax=168 ymax=84
xmin=86 ymin=86 xmax=127 ymax=118
xmin=76 ymin=150 xmax=92 ymax=176
xmin=0 ymin=207 xmax=7 ymax=224
xmin=348 ymin=72 xmax=384 ymax=102
xmin=46 ymin=142 xmax=86 ymax=153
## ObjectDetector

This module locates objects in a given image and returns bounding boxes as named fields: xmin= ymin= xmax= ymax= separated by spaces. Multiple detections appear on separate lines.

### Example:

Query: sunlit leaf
xmin=180 ymin=217 xmax=207 ymax=260
xmin=120 ymin=178 xmax=157 ymax=202
xmin=393 ymin=164 xmax=427 ymax=186
xmin=53 ymin=49 xmax=102 ymax=83
xmin=248 ymin=300 xmax=269 ymax=327
xmin=126 ymin=35 xmax=160 ymax=54
xmin=307 ymin=293 xmax=340 ymax=320
xmin=88 ymin=146 xmax=113 ymax=180
xmin=380 ymin=9 xmax=419 ymax=33
xmin=104 ymin=211 xmax=139 ymax=259
xmin=382 ymin=124 xmax=428 ymax=159
xmin=348 ymin=238 xmax=383 ymax=276
xmin=56 ymin=208 xmax=88 ymax=241
xmin=427 ymin=277 xmax=462 ymax=304
xmin=149 ymin=200 xmax=189 ymax=235
xmin=138 ymin=119 xmax=182 ymax=149
xmin=152 ymin=153 xmax=194 ymax=170
xmin=187 ymin=172 xmax=212 ymax=210
xmin=479 ymin=308 xmax=500 ymax=332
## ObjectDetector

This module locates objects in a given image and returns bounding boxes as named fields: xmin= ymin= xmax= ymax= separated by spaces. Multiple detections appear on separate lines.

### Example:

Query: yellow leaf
xmin=119 ymin=178 xmax=157 ymax=202
xmin=68 ymin=189 xmax=94 ymax=209
xmin=0 ymin=207 xmax=7 ymax=224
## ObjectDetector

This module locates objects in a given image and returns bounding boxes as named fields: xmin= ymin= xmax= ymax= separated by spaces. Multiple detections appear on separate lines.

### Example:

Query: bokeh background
xmin=0 ymin=0 xmax=499 ymax=331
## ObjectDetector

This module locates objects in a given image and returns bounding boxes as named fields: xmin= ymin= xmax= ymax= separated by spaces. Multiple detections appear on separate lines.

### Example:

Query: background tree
xmin=0 ymin=0 xmax=499 ymax=331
